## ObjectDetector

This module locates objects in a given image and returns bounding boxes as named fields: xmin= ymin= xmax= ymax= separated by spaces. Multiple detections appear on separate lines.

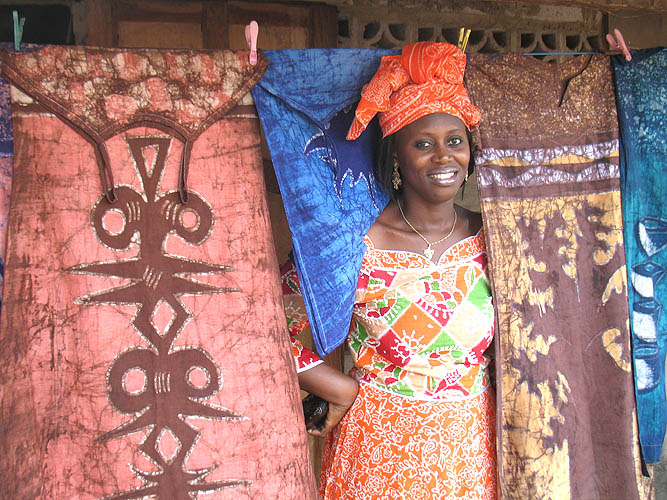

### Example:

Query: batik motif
xmin=614 ymin=47 xmax=667 ymax=464
xmin=0 ymin=46 xmax=316 ymax=500
xmin=346 ymin=42 xmax=480 ymax=140
xmin=466 ymin=53 xmax=652 ymax=499
xmin=281 ymin=261 xmax=324 ymax=372
xmin=284 ymin=231 xmax=494 ymax=401
xmin=282 ymin=230 xmax=496 ymax=499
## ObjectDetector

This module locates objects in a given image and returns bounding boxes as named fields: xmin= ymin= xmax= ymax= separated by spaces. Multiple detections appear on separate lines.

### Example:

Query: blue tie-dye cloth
xmin=252 ymin=49 xmax=397 ymax=356
xmin=614 ymin=47 xmax=667 ymax=464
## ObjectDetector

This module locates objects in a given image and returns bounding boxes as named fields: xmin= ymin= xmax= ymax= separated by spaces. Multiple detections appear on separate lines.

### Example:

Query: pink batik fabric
xmin=0 ymin=46 xmax=316 ymax=500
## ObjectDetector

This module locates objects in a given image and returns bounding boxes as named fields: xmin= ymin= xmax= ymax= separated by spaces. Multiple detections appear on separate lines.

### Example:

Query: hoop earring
xmin=392 ymin=156 xmax=402 ymax=190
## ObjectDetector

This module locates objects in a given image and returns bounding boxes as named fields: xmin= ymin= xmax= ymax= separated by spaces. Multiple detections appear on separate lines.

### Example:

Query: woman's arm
xmin=281 ymin=258 xmax=359 ymax=435
xmin=298 ymin=362 xmax=359 ymax=437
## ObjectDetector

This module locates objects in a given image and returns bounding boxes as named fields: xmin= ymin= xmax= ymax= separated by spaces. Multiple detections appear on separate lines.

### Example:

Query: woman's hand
xmin=306 ymin=391 xmax=357 ymax=438
xmin=298 ymin=362 xmax=359 ymax=437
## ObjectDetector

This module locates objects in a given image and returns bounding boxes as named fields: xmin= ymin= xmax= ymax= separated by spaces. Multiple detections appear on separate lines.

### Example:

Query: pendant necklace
xmin=397 ymin=200 xmax=457 ymax=261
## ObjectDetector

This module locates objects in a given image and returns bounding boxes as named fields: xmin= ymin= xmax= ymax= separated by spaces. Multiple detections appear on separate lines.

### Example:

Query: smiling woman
xmin=282 ymin=42 xmax=497 ymax=500
xmin=370 ymin=111 xmax=480 ymax=265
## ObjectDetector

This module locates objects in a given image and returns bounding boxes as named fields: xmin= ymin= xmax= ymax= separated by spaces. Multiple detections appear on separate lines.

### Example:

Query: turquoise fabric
xmin=614 ymin=47 xmax=667 ymax=464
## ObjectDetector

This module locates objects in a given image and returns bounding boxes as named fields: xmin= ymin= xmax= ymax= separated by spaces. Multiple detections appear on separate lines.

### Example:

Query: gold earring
xmin=464 ymin=170 xmax=469 ymax=183
xmin=392 ymin=156 xmax=402 ymax=190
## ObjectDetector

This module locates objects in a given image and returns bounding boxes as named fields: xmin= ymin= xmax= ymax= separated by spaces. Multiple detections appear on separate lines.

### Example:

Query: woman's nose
xmin=434 ymin=143 xmax=451 ymax=161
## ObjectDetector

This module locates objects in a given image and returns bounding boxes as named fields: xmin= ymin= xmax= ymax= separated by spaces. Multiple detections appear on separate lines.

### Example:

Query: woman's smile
xmin=427 ymin=167 xmax=460 ymax=185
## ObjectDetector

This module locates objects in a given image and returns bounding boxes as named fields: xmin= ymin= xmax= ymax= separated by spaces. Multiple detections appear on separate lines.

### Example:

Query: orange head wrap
xmin=346 ymin=42 xmax=481 ymax=140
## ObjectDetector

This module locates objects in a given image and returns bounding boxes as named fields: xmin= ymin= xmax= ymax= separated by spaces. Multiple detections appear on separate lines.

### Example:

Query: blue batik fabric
xmin=614 ymin=47 xmax=667 ymax=464
xmin=252 ymin=49 xmax=397 ymax=356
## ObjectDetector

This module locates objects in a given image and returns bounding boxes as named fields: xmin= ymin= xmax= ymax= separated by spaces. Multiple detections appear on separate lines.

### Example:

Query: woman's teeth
xmin=429 ymin=172 xmax=456 ymax=181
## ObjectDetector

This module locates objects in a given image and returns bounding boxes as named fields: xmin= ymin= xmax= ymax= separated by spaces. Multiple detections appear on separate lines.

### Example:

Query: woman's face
xmin=394 ymin=113 xmax=470 ymax=204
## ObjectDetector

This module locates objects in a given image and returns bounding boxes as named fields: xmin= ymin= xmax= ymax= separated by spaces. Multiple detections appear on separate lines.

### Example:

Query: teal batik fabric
xmin=614 ymin=47 xmax=667 ymax=464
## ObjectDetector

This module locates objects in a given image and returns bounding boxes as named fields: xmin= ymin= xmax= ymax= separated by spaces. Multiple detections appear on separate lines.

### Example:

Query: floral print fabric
xmin=284 ymin=229 xmax=494 ymax=401
xmin=320 ymin=382 xmax=496 ymax=500
xmin=352 ymin=230 xmax=493 ymax=400
xmin=347 ymin=42 xmax=480 ymax=140
xmin=282 ymin=260 xmax=324 ymax=372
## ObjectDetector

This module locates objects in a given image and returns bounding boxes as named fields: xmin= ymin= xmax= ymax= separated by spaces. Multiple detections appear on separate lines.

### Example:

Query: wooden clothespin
xmin=13 ymin=10 xmax=25 ymax=51
xmin=606 ymin=28 xmax=632 ymax=61
xmin=457 ymin=27 xmax=471 ymax=53
xmin=245 ymin=20 xmax=259 ymax=66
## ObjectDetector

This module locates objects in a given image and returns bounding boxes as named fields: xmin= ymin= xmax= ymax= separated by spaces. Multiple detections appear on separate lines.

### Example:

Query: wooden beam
xmin=203 ymin=1 xmax=229 ymax=49
xmin=87 ymin=0 xmax=117 ymax=47
xmin=486 ymin=0 xmax=667 ymax=13
xmin=228 ymin=2 xmax=308 ymax=27
xmin=309 ymin=4 xmax=338 ymax=48
xmin=115 ymin=1 xmax=202 ymax=23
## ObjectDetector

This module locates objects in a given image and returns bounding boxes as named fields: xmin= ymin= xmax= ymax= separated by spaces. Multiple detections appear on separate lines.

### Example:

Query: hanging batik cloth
xmin=614 ymin=47 xmax=667 ymax=464
xmin=0 ymin=46 xmax=316 ymax=499
xmin=251 ymin=49 xmax=397 ymax=356
xmin=465 ymin=54 xmax=653 ymax=499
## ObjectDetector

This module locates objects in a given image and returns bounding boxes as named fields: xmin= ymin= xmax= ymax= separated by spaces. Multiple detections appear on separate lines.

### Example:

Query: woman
xmin=282 ymin=42 xmax=496 ymax=500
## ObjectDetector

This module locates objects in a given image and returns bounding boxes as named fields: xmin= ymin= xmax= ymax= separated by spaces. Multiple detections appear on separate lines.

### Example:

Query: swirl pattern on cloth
xmin=319 ymin=382 xmax=496 ymax=500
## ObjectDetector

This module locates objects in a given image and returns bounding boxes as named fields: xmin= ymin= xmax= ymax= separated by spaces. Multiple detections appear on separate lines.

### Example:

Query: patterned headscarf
xmin=346 ymin=42 xmax=481 ymax=140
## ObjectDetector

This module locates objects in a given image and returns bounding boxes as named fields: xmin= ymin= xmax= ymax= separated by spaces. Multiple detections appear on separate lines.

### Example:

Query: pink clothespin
xmin=245 ymin=20 xmax=259 ymax=66
xmin=606 ymin=28 xmax=632 ymax=61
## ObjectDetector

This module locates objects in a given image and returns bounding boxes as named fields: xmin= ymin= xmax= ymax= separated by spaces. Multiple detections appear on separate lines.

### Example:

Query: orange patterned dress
xmin=282 ymin=229 xmax=497 ymax=500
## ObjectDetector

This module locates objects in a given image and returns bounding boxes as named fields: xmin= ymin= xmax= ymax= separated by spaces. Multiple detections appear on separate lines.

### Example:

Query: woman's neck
xmin=397 ymin=193 xmax=457 ymax=235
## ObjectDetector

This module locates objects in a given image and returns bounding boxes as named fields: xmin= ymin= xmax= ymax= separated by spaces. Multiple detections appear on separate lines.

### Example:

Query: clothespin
xmin=12 ymin=10 xmax=25 ymax=51
xmin=245 ymin=20 xmax=259 ymax=66
xmin=606 ymin=28 xmax=632 ymax=61
xmin=457 ymin=27 xmax=471 ymax=53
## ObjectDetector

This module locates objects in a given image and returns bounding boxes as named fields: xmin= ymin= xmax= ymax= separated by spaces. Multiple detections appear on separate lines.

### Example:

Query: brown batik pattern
xmin=466 ymin=54 xmax=653 ymax=500
xmin=1 ymin=46 xmax=269 ymax=204
xmin=0 ymin=46 xmax=261 ymax=137
xmin=68 ymin=134 xmax=250 ymax=499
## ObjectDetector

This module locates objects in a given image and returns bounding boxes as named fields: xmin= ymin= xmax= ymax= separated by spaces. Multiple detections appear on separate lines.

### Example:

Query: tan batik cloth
xmin=466 ymin=53 xmax=654 ymax=500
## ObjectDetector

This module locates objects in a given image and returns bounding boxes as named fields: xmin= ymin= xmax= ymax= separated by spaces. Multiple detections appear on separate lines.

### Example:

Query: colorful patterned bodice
xmin=282 ymin=230 xmax=494 ymax=401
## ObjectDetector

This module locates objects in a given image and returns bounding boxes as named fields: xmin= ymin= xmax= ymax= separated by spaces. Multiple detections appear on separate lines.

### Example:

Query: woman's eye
xmin=449 ymin=137 xmax=463 ymax=146
xmin=415 ymin=140 xmax=432 ymax=149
